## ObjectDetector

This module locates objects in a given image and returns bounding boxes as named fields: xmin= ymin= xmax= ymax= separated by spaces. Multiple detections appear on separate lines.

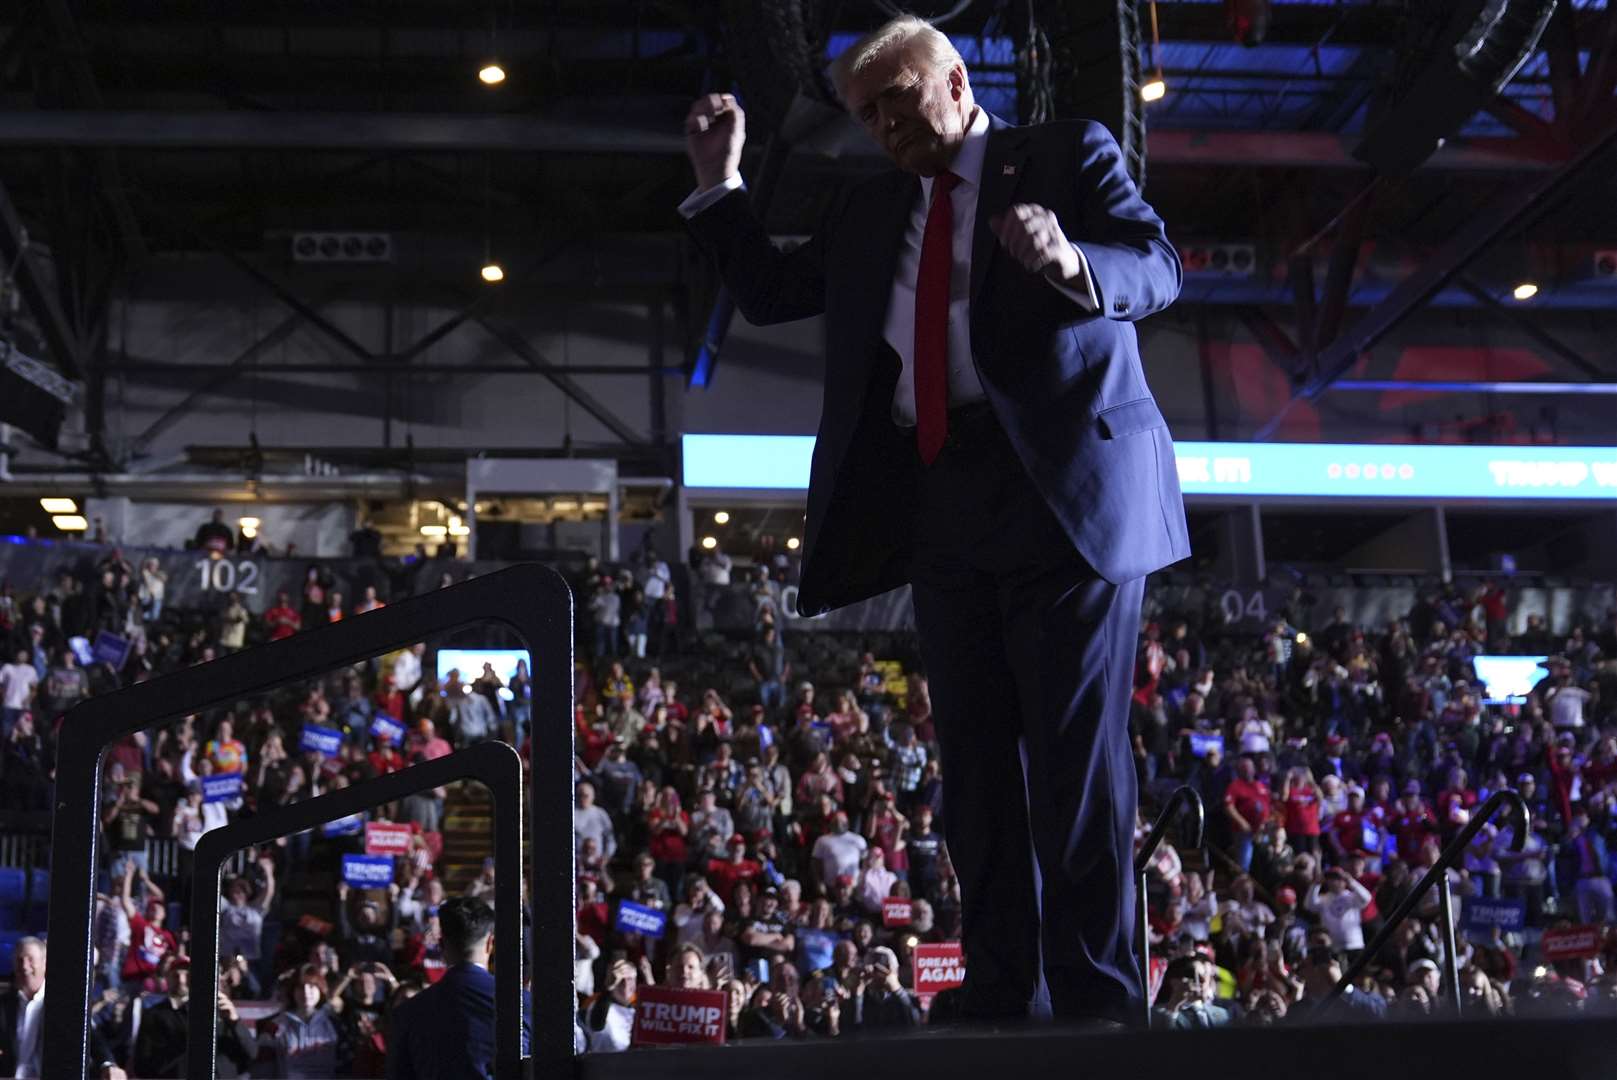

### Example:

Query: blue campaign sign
xmin=342 ymin=854 xmax=396 ymax=888
xmin=1190 ymin=733 xmax=1224 ymax=758
xmin=323 ymin=813 xmax=365 ymax=837
xmin=202 ymin=773 xmax=243 ymax=803
xmin=1463 ymin=897 xmax=1527 ymax=933
xmin=370 ymin=714 xmax=406 ymax=746
xmin=91 ymin=631 xmax=132 ymax=671
xmin=301 ymin=724 xmax=344 ymax=757
xmin=682 ymin=434 xmax=1617 ymax=502
xmin=615 ymin=900 xmax=667 ymax=939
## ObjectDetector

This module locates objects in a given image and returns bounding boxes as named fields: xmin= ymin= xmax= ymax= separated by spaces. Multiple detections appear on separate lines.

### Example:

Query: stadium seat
xmin=0 ymin=929 xmax=22 ymax=972
xmin=0 ymin=867 xmax=25 ymax=904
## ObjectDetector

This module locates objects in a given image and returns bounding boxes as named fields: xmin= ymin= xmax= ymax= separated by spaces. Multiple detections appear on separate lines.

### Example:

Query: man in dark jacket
xmin=387 ymin=897 xmax=530 ymax=1079
xmin=850 ymin=947 xmax=921 ymax=1030
xmin=131 ymin=956 xmax=257 ymax=1078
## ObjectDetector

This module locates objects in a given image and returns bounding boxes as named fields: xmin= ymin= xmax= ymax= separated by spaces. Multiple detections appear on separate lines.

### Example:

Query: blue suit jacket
xmin=685 ymin=115 xmax=1190 ymax=615
xmin=386 ymin=963 xmax=530 ymax=1080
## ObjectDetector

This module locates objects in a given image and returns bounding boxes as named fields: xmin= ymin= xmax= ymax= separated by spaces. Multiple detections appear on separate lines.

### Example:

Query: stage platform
xmin=578 ymin=1016 xmax=1617 ymax=1080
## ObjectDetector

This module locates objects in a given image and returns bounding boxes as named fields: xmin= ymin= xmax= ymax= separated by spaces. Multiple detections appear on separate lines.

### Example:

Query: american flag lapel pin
xmin=1003 ymin=164 xmax=1016 ymax=175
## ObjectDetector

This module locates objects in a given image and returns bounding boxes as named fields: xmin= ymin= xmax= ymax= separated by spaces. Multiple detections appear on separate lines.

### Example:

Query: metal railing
xmin=188 ymin=741 xmax=523 ymax=1079
xmin=1325 ymin=788 xmax=1530 ymax=1017
xmin=1135 ymin=785 xmax=1205 ymax=1029
xmin=43 ymin=562 xmax=575 ymax=1080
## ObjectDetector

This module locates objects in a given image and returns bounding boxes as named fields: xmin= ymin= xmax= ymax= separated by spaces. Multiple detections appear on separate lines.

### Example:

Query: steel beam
xmin=0 ymin=178 xmax=80 ymax=377
xmin=1542 ymin=0 xmax=1585 ymax=135
xmin=127 ymin=292 xmax=341 ymax=455
xmin=114 ymin=361 xmax=679 ymax=375
xmin=1253 ymin=119 xmax=1617 ymax=440
xmin=1454 ymin=276 xmax=1607 ymax=380
xmin=0 ymin=111 xmax=1569 ymax=172
xmin=40 ymin=0 xmax=147 ymax=265
xmin=0 ymin=110 xmax=685 ymax=153
xmin=475 ymin=316 xmax=647 ymax=447
xmin=209 ymin=246 xmax=377 ymax=362
xmin=1579 ymin=3 xmax=1617 ymax=129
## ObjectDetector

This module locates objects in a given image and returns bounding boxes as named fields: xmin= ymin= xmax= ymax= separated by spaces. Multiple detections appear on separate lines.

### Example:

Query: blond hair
xmin=829 ymin=15 xmax=966 ymax=103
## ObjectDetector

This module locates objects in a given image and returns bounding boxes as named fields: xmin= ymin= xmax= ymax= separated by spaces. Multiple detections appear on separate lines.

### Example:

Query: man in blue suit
xmin=682 ymin=15 xmax=1187 ymax=1027
xmin=387 ymin=898 xmax=529 ymax=1078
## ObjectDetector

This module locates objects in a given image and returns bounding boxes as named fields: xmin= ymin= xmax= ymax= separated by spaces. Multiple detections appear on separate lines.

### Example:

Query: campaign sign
xmin=632 ymin=986 xmax=727 ymax=1046
xmin=913 ymin=942 xmax=965 ymax=1005
xmin=1463 ymin=897 xmax=1527 ymax=934
xmin=1540 ymin=924 xmax=1604 ymax=961
xmin=615 ymin=900 xmax=668 ymax=939
xmin=323 ymin=813 xmax=365 ymax=838
xmin=365 ymin=822 xmax=413 ymax=857
xmin=341 ymin=854 xmax=395 ymax=888
xmin=370 ymin=714 xmax=406 ymax=746
xmin=882 ymin=898 xmax=913 ymax=928
xmin=1189 ymin=733 xmax=1224 ymax=758
xmin=300 ymin=724 xmax=344 ymax=757
xmin=202 ymin=773 xmax=243 ymax=804
xmin=92 ymin=630 xmax=133 ymax=671
xmin=1147 ymin=957 xmax=1170 ymax=1004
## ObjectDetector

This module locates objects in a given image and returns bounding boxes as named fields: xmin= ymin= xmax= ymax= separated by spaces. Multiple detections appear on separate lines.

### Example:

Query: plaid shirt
xmin=893 ymin=742 xmax=928 ymax=793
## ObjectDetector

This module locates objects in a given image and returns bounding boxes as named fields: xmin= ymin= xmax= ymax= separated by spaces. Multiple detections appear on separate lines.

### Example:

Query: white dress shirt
xmin=13 ymin=981 xmax=45 ymax=1078
xmin=679 ymin=107 xmax=1100 ymax=425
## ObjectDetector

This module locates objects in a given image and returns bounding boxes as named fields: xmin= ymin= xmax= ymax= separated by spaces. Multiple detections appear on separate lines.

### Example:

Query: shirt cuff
xmin=678 ymin=175 xmax=746 ymax=219
xmin=1045 ymin=243 xmax=1100 ymax=311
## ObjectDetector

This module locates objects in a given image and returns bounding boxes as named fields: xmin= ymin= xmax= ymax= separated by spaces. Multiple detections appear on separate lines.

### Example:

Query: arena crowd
xmin=0 ymin=509 xmax=1615 ymax=1075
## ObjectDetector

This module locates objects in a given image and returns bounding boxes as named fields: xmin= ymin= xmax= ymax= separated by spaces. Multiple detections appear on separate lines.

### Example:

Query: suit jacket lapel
xmin=970 ymin=116 xmax=1032 ymax=302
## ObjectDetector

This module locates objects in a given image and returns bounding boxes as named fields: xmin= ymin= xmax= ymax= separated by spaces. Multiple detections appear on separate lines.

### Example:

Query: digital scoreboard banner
xmin=682 ymin=434 xmax=1617 ymax=501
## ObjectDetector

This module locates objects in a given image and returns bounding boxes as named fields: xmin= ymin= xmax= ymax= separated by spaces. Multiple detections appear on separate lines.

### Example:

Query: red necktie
xmin=914 ymin=171 xmax=960 ymax=465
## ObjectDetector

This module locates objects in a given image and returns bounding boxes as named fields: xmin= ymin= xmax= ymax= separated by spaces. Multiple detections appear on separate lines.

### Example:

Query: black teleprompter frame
xmin=43 ymin=563 xmax=575 ymax=1078
xmin=188 ymin=741 xmax=523 ymax=1077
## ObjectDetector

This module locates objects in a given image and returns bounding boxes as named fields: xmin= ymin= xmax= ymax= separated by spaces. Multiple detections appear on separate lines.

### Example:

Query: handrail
xmin=42 ymin=563 xmax=575 ymax=1080
xmin=1325 ymin=788 xmax=1529 ymax=1014
xmin=188 ymin=742 xmax=524 ymax=1079
xmin=1136 ymin=786 xmax=1206 ymax=875
xmin=1136 ymin=786 xmax=1205 ymax=1028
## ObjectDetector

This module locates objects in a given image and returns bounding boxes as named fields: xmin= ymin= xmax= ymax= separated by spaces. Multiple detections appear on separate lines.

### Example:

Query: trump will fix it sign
xmin=632 ymin=986 xmax=727 ymax=1046
xmin=913 ymin=942 xmax=965 ymax=1005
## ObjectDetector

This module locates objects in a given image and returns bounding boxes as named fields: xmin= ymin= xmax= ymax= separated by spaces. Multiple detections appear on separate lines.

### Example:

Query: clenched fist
xmin=685 ymin=93 xmax=746 ymax=191
xmin=989 ymin=203 xmax=1082 ymax=281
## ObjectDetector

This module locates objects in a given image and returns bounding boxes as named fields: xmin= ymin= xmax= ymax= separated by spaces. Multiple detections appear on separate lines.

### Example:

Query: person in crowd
xmin=1287 ymin=945 xmax=1387 ymax=1022
xmin=0 ymin=936 xmax=128 ymax=1078
xmin=132 ymin=955 xmax=257 ymax=1079
xmin=194 ymin=509 xmax=235 ymax=554
xmin=387 ymin=898 xmax=531 ymax=1076
xmin=1152 ymin=954 xmax=1231 ymax=1029
xmin=264 ymin=591 xmax=301 ymax=641
xmin=260 ymin=964 xmax=341 ymax=1079
xmin=849 ymin=947 xmax=920 ymax=1030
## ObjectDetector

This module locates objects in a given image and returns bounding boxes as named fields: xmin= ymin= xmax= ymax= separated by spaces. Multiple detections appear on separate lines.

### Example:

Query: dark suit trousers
xmin=900 ymin=403 xmax=1145 ymax=1025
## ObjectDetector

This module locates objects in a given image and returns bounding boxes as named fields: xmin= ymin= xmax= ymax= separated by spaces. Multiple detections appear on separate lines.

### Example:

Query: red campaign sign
xmin=882 ymin=898 xmax=914 ymax=928
xmin=913 ymin=942 xmax=965 ymax=1005
xmin=365 ymin=822 xmax=413 ymax=857
xmin=632 ymin=986 xmax=728 ymax=1046
xmin=1147 ymin=957 xmax=1169 ymax=1005
xmin=1540 ymin=924 xmax=1604 ymax=961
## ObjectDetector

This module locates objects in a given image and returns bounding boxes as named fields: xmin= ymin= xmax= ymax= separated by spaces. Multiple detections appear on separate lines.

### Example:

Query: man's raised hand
xmin=685 ymin=94 xmax=746 ymax=191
